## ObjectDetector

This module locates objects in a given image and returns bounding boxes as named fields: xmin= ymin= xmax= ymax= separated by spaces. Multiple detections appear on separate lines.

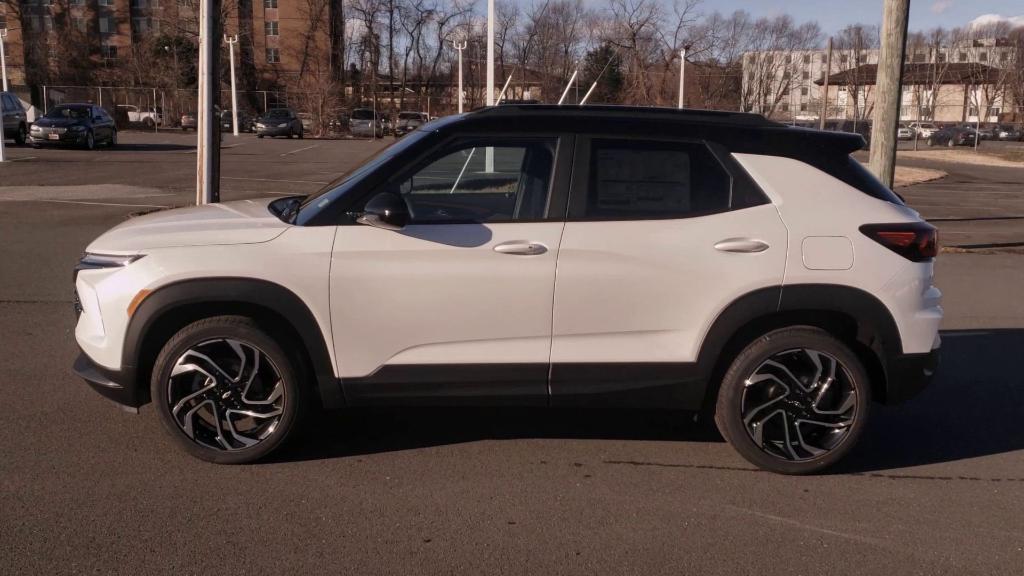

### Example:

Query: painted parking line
xmin=280 ymin=144 xmax=319 ymax=157
xmin=35 ymin=199 xmax=171 ymax=208
xmin=9 ymin=156 xmax=38 ymax=162
xmin=222 ymin=176 xmax=328 ymax=185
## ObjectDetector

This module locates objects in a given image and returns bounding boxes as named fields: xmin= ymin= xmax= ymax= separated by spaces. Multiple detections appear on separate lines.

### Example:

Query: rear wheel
xmin=715 ymin=326 xmax=870 ymax=475
xmin=151 ymin=316 xmax=305 ymax=464
xmin=15 ymin=124 xmax=27 ymax=145
xmin=109 ymin=129 xmax=117 ymax=147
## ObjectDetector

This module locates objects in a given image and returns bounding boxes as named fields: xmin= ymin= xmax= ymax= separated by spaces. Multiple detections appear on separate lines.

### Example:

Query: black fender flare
xmin=695 ymin=284 xmax=904 ymax=404
xmin=123 ymin=277 xmax=343 ymax=408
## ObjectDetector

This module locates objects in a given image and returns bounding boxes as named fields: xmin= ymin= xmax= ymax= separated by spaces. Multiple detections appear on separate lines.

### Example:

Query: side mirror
xmin=357 ymin=192 xmax=410 ymax=231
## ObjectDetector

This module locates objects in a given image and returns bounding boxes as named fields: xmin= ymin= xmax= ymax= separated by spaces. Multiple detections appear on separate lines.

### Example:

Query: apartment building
xmin=0 ymin=0 xmax=340 ymax=93
xmin=741 ymin=37 xmax=1018 ymax=123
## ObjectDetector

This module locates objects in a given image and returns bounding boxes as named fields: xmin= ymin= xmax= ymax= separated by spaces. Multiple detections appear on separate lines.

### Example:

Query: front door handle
xmin=714 ymin=238 xmax=770 ymax=253
xmin=493 ymin=241 xmax=548 ymax=256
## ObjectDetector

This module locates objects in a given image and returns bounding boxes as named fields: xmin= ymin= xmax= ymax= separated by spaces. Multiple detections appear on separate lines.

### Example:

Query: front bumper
xmin=73 ymin=351 xmax=143 ymax=412
xmin=29 ymin=132 xmax=88 ymax=146
xmin=883 ymin=347 xmax=940 ymax=405
xmin=255 ymin=125 xmax=292 ymax=136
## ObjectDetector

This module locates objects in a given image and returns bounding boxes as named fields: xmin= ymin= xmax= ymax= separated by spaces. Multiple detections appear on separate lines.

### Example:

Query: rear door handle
xmin=714 ymin=238 xmax=770 ymax=253
xmin=493 ymin=241 xmax=548 ymax=256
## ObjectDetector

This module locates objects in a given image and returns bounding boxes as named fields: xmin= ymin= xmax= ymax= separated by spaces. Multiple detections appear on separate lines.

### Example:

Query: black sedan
xmin=927 ymin=126 xmax=977 ymax=147
xmin=29 ymin=104 xmax=117 ymax=150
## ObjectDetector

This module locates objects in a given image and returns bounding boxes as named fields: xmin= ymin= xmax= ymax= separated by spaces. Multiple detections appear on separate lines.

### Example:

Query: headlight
xmin=78 ymin=253 xmax=145 ymax=269
xmin=30 ymin=125 xmax=42 ymax=132
xmin=256 ymin=123 xmax=265 ymax=128
xmin=277 ymin=123 xmax=288 ymax=128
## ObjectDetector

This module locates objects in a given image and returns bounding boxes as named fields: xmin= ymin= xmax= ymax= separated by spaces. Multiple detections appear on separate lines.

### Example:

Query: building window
xmin=937 ymin=52 xmax=946 ymax=63
xmin=785 ymin=55 xmax=792 ymax=64
xmin=98 ymin=0 xmax=113 ymax=5
xmin=133 ymin=16 xmax=157 ymax=34
xmin=266 ymin=47 xmax=280 ymax=63
xmin=131 ymin=0 xmax=147 ymax=7
xmin=803 ymin=54 xmax=811 ymax=64
xmin=98 ymin=16 xmax=115 ymax=34
xmin=801 ymin=87 xmax=808 ymax=96
xmin=265 ymin=20 xmax=278 ymax=36
xmin=800 ymin=102 xmax=808 ymax=112
xmin=958 ymin=51 xmax=967 ymax=62
xmin=72 ymin=17 xmax=87 ymax=32
xmin=912 ymin=53 xmax=925 ymax=63
xmin=70 ymin=0 xmax=85 ymax=5
xmin=264 ymin=0 xmax=277 ymax=7
xmin=840 ymin=54 xmax=849 ymax=65
xmin=979 ymin=51 xmax=988 ymax=62
xmin=101 ymin=44 xmax=118 ymax=60
xmin=781 ymin=102 xmax=789 ymax=112
xmin=1000 ymin=52 xmax=1009 ymax=63
xmin=801 ymin=71 xmax=809 ymax=80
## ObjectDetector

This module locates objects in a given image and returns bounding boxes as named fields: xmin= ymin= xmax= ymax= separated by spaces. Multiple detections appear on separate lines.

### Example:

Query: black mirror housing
xmin=357 ymin=192 xmax=410 ymax=231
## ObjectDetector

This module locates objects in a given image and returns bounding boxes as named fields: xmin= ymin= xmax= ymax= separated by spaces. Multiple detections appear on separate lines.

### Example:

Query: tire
xmin=15 ymin=124 xmax=27 ymax=145
xmin=84 ymin=131 xmax=95 ymax=150
xmin=150 ymin=315 xmax=306 ymax=464
xmin=109 ymin=129 xmax=117 ymax=147
xmin=257 ymin=134 xmax=264 ymax=139
xmin=714 ymin=326 xmax=871 ymax=475
xmin=298 ymin=128 xmax=304 ymax=139
xmin=143 ymin=117 xmax=156 ymax=129
xmin=947 ymin=138 xmax=954 ymax=148
xmin=927 ymin=138 xmax=935 ymax=147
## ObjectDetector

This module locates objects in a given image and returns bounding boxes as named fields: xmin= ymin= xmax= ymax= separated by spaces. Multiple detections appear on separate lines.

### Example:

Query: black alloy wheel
xmin=715 ymin=327 xmax=870 ymax=474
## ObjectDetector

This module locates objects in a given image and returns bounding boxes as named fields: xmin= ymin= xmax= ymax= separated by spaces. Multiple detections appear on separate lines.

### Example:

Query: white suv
xmin=73 ymin=106 xmax=941 ymax=474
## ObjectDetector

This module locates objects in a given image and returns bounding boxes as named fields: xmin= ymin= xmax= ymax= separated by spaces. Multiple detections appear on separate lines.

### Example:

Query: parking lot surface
xmin=1 ymin=132 xmax=1023 ymax=574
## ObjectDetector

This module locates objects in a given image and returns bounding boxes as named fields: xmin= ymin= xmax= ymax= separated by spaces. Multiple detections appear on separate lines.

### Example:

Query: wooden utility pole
xmin=196 ymin=0 xmax=221 ymax=204
xmin=819 ymin=37 xmax=833 ymax=130
xmin=869 ymin=0 xmax=910 ymax=189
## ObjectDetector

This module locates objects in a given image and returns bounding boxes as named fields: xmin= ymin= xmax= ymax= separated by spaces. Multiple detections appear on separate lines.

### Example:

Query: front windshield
xmin=45 ymin=106 xmax=89 ymax=120
xmin=266 ymin=109 xmax=290 ymax=118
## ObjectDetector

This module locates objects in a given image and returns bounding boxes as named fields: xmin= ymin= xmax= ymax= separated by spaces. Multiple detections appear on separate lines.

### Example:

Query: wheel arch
xmin=124 ymin=277 xmax=342 ymax=409
xmin=697 ymin=284 xmax=902 ymax=410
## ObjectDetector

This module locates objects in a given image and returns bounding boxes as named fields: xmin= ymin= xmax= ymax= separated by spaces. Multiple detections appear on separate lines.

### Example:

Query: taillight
xmin=860 ymin=223 xmax=938 ymax=262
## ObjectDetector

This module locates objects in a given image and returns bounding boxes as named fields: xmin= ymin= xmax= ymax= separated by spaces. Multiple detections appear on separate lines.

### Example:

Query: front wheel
xmin=84 ymin=131 xmax=95 ymax=150
xmin=109 ymin=129 xmax=117 ymax=147
xmin=15 ymin=124 xmax=27 ymax=145
xmin=714 ymin=326 xmax=871 ymax=475
xmin=151 ymin=316 xmax=305 ymax=464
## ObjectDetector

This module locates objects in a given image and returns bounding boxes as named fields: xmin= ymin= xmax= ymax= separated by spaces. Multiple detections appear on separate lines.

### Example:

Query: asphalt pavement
xmin=1 ymin=131 xmax=1023 ymax=575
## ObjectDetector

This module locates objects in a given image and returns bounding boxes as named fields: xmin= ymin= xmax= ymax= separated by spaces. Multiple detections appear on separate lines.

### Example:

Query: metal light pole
xmin=453 ymin=39 xmax=466 ymax=113
xmin=0 ymin=29 xmax=7 ymax=163
xmin=486 ymin=0 xmax=495 ymax=106
xmin=677 ymin=44 xmax=691 ymax=109
xmin=0 ymin=28 xmax=8 ymax=92
xmin=225 ymin=34 xmax=239 ymax=137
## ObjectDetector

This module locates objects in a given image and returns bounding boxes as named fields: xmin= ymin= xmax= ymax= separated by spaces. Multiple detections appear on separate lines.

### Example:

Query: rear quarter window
xmin=815 ymin=156 xmax=905 ymax=204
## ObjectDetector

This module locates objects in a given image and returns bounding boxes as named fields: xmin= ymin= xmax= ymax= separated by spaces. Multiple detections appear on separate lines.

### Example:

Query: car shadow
xmin=277 ymin=329 xmax=1024 ymax=473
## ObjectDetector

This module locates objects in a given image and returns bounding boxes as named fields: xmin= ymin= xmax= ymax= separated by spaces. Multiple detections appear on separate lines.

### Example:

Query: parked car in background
xmin=908 ymin=122 xmax=938 ymax=139
xmin=116 ymin=104 xmax=163 ymax=128
xmin=297 ymin=113 xmax=314 ymax=134
xmin=927 ymin=125 xmax=976 ymax=147
xmin=394 ymin=111 xmax=429 ymax=137
xmin=349 ymin=108 xmax=384 ymax=138
xmin=995 ymin=124 xmax=1023 ymax=141
xmin=1 ymin=91 xmax=28 ymax=145
xmin=220 ymin=109 xmax=255 ymax=133
xmin=180 ymin=113 xmax=197 ymax=131
xmin=255 ymin=108 xmax=304 ymax=139
xmin=974 ymin=124 xmax=997 ymax=140
xmin=896 ymin=123 xmax=913 ymax=140
xmin=29 ymin=103 xmax=117 ymax=149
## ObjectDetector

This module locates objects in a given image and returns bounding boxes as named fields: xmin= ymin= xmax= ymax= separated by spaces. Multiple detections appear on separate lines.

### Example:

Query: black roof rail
xmin=471 ymin=104 xmax=780 ymax=127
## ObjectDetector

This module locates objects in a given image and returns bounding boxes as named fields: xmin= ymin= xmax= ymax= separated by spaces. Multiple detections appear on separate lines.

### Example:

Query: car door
xmin=330 ymin=135 xmax=572 ymax=404
xmin=549 ymin=136 xmax=788 ymax=407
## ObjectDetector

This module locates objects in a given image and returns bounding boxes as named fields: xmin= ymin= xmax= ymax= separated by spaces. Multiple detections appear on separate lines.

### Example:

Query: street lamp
xmin=678 ymin=43 xmax=691 ymax=109
xmin=453 ymin=38 xmax=466 ymax=113
xmin=224 ymin=34 xmax=239 ymax=137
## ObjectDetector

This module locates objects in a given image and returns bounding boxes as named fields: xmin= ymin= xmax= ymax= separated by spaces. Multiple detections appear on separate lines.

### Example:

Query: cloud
xmin=930 ymin=0 xmax=953 ymax=15
xmin=969 ymin=13 xmax=1024 ymax=28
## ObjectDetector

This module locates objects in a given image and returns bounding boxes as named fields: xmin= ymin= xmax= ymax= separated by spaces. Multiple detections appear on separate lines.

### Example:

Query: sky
xmin=702 ymin=0 xmax=1024 ymax=33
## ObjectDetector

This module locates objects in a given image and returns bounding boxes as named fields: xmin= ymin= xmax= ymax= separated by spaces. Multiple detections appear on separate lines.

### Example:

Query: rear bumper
xmin=255 ymin=126 xmax=292 ymax=136
xmin=883 ymin=347 xmax=940 ymax=405
xmin=73 ymin=351 xmax=143 ymax=412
